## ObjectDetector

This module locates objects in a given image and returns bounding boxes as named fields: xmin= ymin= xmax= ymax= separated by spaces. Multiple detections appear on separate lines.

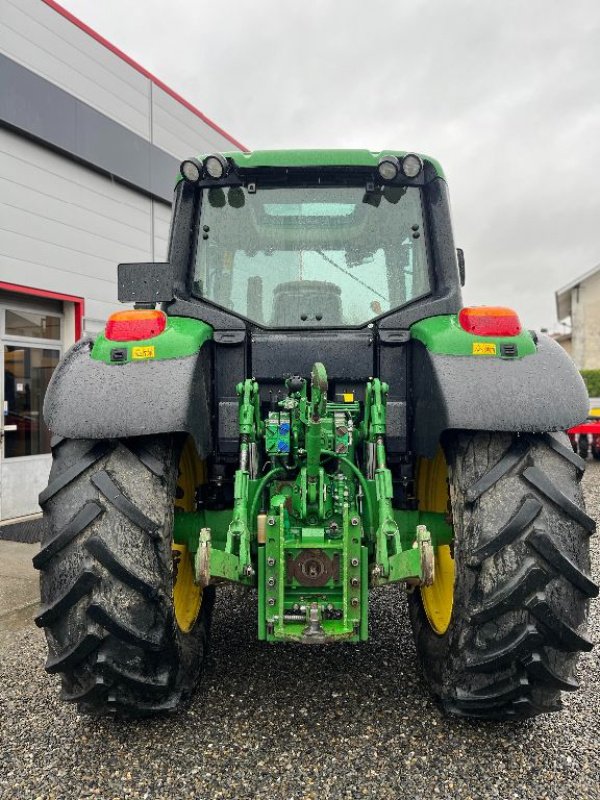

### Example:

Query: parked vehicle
xmin=568 ymin=398 xmax=600 ymax=459
xmin=34 ymin=150 xmax=597 ymax=720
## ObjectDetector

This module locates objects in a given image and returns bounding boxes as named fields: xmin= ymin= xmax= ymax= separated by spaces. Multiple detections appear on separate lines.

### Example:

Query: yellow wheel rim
xmin=172 ymin=438 xmax=205 ymax=633
xmin=416 ymin=447 xmax=455 ymax=635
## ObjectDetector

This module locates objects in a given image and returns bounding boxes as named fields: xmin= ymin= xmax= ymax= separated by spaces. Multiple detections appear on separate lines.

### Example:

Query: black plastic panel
xmin=118 ymin=262 xmax=174 ymax=303
xmin=213 ymin=332 xmax=247 ymax=455
xmin=251 ymin=331 xmax=374 ymax=383
xmin=377 ymin=329 xmax=409 ymax=453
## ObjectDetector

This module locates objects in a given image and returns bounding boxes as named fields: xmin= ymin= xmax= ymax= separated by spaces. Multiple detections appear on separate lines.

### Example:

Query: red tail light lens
xmin=458 ymin=306 xmax=522 ymax=337
xmin=105 ymin=310 xmax=167 ymax=341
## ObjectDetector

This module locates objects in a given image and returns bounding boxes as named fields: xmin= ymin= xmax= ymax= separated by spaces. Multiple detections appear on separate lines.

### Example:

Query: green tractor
xmin=35 ymin=150 xmax=597 ymax=719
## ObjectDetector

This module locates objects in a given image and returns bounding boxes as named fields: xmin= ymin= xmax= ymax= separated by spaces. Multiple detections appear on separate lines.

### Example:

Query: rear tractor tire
xmin=409 ymin=431 xmax=597 ymax=720
xmin=34 ymin=435 xmax=214 ymax=716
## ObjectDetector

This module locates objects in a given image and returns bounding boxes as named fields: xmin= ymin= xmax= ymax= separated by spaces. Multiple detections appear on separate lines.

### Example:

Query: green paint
xmin=388 ymin=547 xmax=422 ymax=583
xmin=258 ymin=546 xmax=266 ymax=640
xmin=173 ymin=512 xmax=205 ymax=553
xmin=176 ymin=149 xmax=445 ymax=185
xmin=410 ymin=314 xmax=537 ymax=358
xmin=321 ymin=451 xmax=375 ymax=536
xmin=360 ymin=545 xmax=369 ymax=641
xmin=394 ymin=510 xmax=453 ymax=549
xmin=91 ymin=316 xmax=213 ymax=364
xmin=173 ymin=360 xmax=457 ymax=643
xmin=210 ymin=548 xmax=242 ymax=582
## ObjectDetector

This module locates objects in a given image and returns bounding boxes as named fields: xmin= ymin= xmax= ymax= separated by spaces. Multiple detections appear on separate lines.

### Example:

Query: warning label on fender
xmin=131 ymin=346 xmax=155 ymax=360
xmin=472 ymin=342 xmax=497 ymax=356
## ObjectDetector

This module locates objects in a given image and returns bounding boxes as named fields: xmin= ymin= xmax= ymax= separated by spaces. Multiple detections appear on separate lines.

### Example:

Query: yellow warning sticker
xmin=131 ymin=346 xmax=155 ymax=360
xmin=343 ymin=393 xmax=355 ymax=403
xmin=472 ymin=342 xmax=497 ymax=356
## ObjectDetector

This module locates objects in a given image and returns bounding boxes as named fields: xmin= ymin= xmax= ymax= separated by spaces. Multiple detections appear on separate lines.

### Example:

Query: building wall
xmin=0 ymin=0 xmax=244 ymax=520
xmin=0 ymin=0 xmax=243 ymax=331
xmin=571 ymin=286 xmax=585 ymax=367
xmin=1 ymin=127 xmax=159 ymax=334
xmin=1 ymin=0 xmax=244 ymax=157
xmin=580 ymin=271 xmax=600 ymax=369
xmin=570 ymin=272 xmax=600 ymax=370
xmin=1 ymin=0 xmax=152 ymax=138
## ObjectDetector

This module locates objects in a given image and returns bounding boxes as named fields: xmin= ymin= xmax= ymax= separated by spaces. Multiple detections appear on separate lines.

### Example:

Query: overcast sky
xmin=62 ymin=0 xmax=600 ymax=330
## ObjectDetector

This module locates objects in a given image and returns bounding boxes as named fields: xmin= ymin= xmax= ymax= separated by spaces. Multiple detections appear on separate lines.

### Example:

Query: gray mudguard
xmin=44 ymin=339 xmax=212 ymax=456
xmin=412 ymin=334 xmax=589 ymax=457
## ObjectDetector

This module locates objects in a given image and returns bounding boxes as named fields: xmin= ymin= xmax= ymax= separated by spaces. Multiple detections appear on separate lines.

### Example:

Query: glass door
xmin=1 ymin=304 xmax=62 ymax=521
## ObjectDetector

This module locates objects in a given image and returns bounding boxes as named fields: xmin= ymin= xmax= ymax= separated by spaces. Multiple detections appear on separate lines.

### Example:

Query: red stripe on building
xmin=0 ymin=282 xmax=85 ymax=341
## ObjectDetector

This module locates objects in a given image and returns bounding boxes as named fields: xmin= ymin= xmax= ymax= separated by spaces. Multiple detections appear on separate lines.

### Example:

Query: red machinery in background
xmin=568 ymin=398 xmax=600 ymax=459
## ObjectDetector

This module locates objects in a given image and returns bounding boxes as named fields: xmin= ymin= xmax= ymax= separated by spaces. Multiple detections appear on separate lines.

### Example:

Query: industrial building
xmin=0 ymin=0 xmax=245 ymax=521
xmin=555 ymin=263 xmax=600 ymax=370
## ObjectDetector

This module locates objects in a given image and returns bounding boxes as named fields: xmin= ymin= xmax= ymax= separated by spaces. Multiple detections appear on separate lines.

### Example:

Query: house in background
xmin=555 ymin=263 xmax=600 ymax=369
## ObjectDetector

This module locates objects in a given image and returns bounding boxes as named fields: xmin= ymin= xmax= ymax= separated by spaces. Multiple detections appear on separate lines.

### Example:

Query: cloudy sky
xmin=62 ymin=0 xmax=600 ymax=330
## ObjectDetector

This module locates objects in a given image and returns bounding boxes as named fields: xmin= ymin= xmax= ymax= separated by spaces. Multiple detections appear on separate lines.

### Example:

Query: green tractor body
xmin=36 ymin=149 xmax=597 ymax=719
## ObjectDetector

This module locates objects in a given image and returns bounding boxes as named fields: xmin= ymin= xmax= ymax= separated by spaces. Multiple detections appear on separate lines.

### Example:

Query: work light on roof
xmin=377 ymin=155 xmax=400 ymax=181
xmin=401 ymin=153 xmax=423 ymax=178
xmin=204 ymin=153 xmax=229 ymax=180
xmin=180 ymin=158 xmax=203 ymax=183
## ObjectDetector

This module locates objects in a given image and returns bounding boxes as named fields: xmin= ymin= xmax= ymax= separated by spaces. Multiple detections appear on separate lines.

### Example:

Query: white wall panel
xmin=1 ymin=455 xmax=51 ymax=518
xmin=0 ymin=129 xmax=153 ymax=309
xmin=0 ymin=147 xmax=152 ymax=234
xmin=153 ymin=200 xmax=172 ymax=261
xmin=0 ymin=0 xmax=150 ymax=138
xmin=151 ymin=85 xmax=238 ymax=158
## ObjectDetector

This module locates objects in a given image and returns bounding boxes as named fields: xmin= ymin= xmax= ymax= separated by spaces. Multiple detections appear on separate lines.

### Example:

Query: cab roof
xmin=179 ymin=149 xmax=445 ymax=182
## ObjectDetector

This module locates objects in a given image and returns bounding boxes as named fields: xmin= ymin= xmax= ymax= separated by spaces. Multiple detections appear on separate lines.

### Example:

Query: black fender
xmin=44 ymin=339 xmax=212 ymax=456
xmin=411 ymin=334 xmax=589 ymax=457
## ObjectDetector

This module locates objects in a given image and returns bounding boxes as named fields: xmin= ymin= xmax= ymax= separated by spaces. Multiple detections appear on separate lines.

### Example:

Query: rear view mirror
xmin=118 ymin=262 xmax=174 ymax=304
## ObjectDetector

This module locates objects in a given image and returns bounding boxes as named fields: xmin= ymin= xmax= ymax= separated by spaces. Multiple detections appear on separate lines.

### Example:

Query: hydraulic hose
xmin=249 ymin=467 xmax=286 ymax=531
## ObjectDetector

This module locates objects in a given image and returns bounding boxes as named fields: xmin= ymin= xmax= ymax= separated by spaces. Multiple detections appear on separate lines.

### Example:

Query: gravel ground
xmin=1 ymin=464 xmax=599 ymax=800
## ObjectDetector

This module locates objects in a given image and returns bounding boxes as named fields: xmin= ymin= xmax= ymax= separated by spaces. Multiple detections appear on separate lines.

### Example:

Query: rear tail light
xmin=105 ymin=309 xmax=167 ymax=341
xmin=458 ymin=306 xmax=522 ymax=337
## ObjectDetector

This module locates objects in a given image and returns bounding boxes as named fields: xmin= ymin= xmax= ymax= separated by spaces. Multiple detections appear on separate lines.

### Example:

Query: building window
xmin=2 ymin=303 xmax=63 ymax=458
xmin=5 ymin=309 xmax=62 ymax=340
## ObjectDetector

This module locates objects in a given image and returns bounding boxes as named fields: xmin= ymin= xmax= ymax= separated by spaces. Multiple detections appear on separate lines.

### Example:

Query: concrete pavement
xmin=0 ymin=540 xmax=40 ymax=618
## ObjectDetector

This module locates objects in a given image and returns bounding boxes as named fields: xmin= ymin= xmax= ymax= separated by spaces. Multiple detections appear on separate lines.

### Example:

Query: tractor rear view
xmin=35 ymin=149 xmax=597 ymax=720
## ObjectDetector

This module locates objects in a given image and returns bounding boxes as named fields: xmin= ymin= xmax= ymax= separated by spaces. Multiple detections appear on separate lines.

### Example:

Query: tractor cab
xmin=126 ymin=151 xmax=464 ymax=464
